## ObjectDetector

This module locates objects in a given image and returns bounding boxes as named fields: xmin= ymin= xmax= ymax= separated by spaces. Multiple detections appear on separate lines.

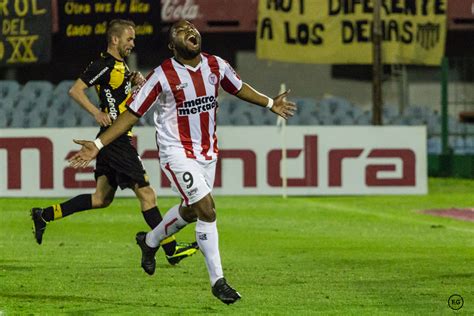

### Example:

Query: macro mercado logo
xmin=416 ymin=22 xmax=440 ymax=50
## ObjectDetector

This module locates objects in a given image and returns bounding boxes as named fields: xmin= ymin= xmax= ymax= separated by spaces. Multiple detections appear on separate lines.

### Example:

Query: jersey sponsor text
xmin=89 ymin=66 xmax=109 ymax=85
xmin=179 ymin=95 xmax=217 ymax=116
xmin=104 ymin=88 xmax=118 ymax=120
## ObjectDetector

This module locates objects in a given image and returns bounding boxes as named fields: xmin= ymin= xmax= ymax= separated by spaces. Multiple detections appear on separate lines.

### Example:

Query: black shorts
xmin=94 ymin=135 xmax=150 ymax=190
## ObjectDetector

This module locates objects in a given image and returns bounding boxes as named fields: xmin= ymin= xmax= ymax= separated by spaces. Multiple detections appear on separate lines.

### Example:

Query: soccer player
xmin=69 ymin=20 xmax=296 ymax=304
xmin=31 ymin=19 xmax=198 ymax=266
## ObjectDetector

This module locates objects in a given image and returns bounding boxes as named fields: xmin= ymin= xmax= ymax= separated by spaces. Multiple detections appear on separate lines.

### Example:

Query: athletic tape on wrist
xmin=266 ymin=97 xmax=274 ymax=110
xmin=93 ymin=138 xmax=104 ymax=150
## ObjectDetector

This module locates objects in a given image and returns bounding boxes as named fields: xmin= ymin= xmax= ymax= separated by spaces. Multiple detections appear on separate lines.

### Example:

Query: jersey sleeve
xmin=126 ymin=70 xmax=162 ymax=117
xmin=79 ymin=59 xmax=110 ymax=87
xmin=220 ymin=58 xmax=243 ymax=95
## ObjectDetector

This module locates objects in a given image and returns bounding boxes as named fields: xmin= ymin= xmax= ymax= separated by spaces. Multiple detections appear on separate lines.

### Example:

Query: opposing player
xmin=69 ymin=20 xmax=296 ymax=304
xmin=31 ymin=19 xmax=198 ymax=266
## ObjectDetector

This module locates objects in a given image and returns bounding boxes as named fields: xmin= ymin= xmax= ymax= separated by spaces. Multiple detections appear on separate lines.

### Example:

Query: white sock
xmin=146 ymin=204 xmax=188 ymax=248
xmin=196 ymin=219 xmax=224 ymax=286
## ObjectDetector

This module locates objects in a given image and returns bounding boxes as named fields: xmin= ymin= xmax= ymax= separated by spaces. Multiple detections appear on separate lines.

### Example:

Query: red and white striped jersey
xmin=127 ymin=53 xmax=242 ymax=161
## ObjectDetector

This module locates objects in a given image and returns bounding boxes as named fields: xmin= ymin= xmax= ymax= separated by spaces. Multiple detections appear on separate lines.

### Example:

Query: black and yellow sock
xmin=142 ymin=207 xmax=163 ymax=228
xmin=41 ymin=194 xmax=92 ymax=222
xmin=161 ymin=236 xmax=177 ymax=256
xmin=142 ymin=207 xmax=177 ymax=256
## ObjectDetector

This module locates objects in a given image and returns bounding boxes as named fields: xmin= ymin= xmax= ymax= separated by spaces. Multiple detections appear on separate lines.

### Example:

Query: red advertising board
xmin=161 ymin=0 xmax=258 ymax=32
xmin=448 ymin=1 xmax=474 ymax=30
xmin=0 ymin=126 xmax=427 ymax=197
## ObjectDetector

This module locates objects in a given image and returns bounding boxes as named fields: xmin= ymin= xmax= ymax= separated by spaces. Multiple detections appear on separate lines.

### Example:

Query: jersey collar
xmin=172 ymin=55 xmax=202 ymax=72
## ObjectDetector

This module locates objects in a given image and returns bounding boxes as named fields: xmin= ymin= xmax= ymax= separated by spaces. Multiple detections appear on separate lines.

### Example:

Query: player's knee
xmin=92 ymin=194 xmax=113 ymax=208
xmin=136 ymin=185 xmax=157 ymax=208
xmin=180 ymin=204 xmax=198 ymax=222
xmin=198 ymin=208 xmax=216 ymax=222
xmin=101 ymin=198 xmax=113 ymax=208
xmin=192 ymin=194 xmax=216 ymax=222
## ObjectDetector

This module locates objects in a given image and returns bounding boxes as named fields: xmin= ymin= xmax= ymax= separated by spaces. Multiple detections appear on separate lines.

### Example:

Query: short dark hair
xmin=168 ymin=22 xmax=179 ymax=43
xmin=168 ymin=20 xmax=188 ymax=43
xmin=107 ymin=19 xmax=135 ymax=44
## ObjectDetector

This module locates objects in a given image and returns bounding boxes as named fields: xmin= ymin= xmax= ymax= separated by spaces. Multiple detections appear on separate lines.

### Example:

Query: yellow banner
xmin=257 ymin=0 xmax=447 ymax=65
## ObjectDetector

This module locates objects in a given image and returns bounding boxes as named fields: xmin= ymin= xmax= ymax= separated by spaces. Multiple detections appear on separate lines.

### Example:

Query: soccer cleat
xmin=166 ymin=241 xmax=199 ymax=265
xmin=211 ymin=278 xmax=241 ymax=305
xmin=135 ymin=232 xmax=159 ymax=275
xmin=31 ymin=208 xmax=47 ymax=245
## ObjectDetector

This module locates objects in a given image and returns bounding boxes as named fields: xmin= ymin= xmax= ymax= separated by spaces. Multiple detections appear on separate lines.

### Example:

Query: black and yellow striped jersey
xmin=80 ymin=52 xmax=133 ymax=135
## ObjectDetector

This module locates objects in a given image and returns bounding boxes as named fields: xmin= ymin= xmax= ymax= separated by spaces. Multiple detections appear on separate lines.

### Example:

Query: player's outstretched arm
xmin=235 ymin=83 xmax=296 ymax=120
xmin=69 ymin=110 xmax=139 ymax=168
xmin=69 ymin=139 xmax=99 ymax=168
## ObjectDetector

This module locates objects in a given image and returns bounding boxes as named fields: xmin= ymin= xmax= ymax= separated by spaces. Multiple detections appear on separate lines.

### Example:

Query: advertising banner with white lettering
xmin=57 ymin=0 xmax=160 ymax=49
xmin=0 ymin=126 xmax=427 ymax=197
xmin=257 ymin=0 xmax=447 ymax=65
xmin=0 ymin=0 xmax=51 ymax=66
xmin=160 ymin=0 xmax=258 ymax=32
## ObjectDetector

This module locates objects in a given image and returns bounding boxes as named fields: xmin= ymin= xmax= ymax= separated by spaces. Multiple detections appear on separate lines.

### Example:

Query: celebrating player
xmin=69 ymin=20 xmax=296 ymax=304
xmin=31 ymin=19 xmax=198 ymax=266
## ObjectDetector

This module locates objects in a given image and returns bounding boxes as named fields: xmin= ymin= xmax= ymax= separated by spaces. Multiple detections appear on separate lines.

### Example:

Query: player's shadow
xmin=440 ymin=273 xmax=474 ymax=279
xmin=0 ymin=292 xmax=160 ymax=308
xmin=0 ymin=264 xmax=33 ymax=271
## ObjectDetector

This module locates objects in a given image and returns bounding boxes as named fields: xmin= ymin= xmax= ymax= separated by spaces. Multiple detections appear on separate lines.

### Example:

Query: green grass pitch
xmin=1 ymin=178 xmax=473 ymax=314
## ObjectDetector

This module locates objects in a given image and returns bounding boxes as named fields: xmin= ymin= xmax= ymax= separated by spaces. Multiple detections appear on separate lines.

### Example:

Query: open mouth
xmin=187 ymin=35 xmax=198 ymax=46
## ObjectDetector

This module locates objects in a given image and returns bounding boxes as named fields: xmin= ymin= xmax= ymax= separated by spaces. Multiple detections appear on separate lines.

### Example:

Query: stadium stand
xmin=2 ymin=80 xmax=474 ymax=155
xmin=382 ymin=105 xmax=399 ymax=122
xmin=22 ymin=81 xmax=53 ymax=102
xmin=0 ymin=98 xmax=15 ymax=113
xmin=355 ymin=110 xmax=372 ymax=125
xmin=427 ymin=136 xmax=442 ymax=154
xmin=465 ymin=137 xmax=474 ymax=154
xmin=0 ymin=112 xmax=7 ymax=128
xmin=0 ymin=80 xmax=20 ymax=101
xmin=9 ymin=108 xmax=27 ymax=128
xmin=216 ymin=105 xmax=232 ymax=125
xmin=52 ymin=80 xmax=75 ymax=100
xmin=450 ymin=136 xmax=465 ymax=154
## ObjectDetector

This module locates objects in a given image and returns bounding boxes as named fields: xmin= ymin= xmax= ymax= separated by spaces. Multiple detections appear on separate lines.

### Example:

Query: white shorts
xmin=160 ymin=156 xmax=217 ymax=206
